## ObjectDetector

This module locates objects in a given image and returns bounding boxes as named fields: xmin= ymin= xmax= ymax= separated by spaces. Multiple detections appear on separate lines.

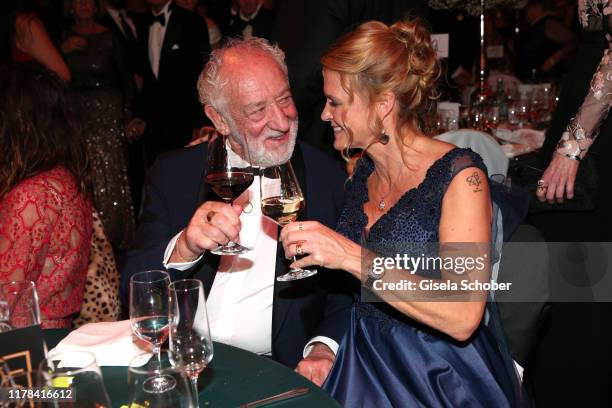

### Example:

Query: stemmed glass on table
xmin=203 ymin=133 xmax=254 ymax=255
xmin=129 ymin=270 xmax=175 ymax=393
xmin=128 ymin=350 xmax=195 ymax=408
xmin=169 ymin=279 xmax=213 ymax=406
xmin=260 ymin=161 xmax=317 ymax=281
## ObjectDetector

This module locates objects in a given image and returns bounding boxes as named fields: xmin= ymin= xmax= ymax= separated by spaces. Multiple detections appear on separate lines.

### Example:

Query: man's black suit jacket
xmin=135 ymin=3 xmax=210 ymax=163
xmin=99 ymin=10 xmax=146 ymax=78
xmin=120 ymin=142 xmax=354 ymax=368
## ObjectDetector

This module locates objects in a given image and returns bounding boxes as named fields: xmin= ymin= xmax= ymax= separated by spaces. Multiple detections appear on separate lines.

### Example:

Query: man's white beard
xmin=227 ymin=116 xmax=298 ymax=167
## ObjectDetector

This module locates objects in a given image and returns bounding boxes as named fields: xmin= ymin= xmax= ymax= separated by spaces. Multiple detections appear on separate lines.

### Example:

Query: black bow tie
xmin=150 ymin=12 xmax=166 ymax=26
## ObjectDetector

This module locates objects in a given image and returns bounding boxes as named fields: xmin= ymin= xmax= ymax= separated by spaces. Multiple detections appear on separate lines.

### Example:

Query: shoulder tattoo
xmin=466 ymin=171 xmax=483 ymax=193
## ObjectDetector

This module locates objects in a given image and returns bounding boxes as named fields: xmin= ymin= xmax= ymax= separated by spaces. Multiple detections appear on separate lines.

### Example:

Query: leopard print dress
xmin=73 ymin=210 xmax=121 ymax=327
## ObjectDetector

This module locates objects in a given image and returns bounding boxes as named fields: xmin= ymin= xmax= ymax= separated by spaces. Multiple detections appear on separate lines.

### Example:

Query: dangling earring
xmin=379 ymin=129 xmax=390 ymax=145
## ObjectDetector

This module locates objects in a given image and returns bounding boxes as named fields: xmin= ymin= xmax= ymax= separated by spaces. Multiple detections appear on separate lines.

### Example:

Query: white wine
xmin=261 ymin=196 xmax=304 ymax=226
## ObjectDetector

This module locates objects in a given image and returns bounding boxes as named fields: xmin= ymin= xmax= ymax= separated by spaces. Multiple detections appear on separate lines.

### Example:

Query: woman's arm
xmin=537 ymin=45 xmax=611 ymax=203
xmin=15 ymin=16 xmax=70 ymax=82
xmin=376 ymin=167 xmax=492 ymax=341
xmin=282 ymin=167 xmax=492 ymax=341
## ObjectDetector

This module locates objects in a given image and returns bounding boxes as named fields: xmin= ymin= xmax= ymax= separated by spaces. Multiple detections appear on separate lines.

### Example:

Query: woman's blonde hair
xmin=321 ymin=19 xmax=440 ymax=159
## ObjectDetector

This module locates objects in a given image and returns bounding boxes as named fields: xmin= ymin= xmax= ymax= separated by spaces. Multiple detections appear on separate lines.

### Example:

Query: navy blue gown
xmin=323 ymin=148 xmax=521 ymax=407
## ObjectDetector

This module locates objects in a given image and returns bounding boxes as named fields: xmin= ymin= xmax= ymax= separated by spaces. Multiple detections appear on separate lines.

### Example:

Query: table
xmin=44 ymin=330 xmax=340 ymax=408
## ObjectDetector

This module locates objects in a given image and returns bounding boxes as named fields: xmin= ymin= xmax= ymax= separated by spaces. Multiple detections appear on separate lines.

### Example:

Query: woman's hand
xmin=61 ymin=35 xmax=87 ymax=54
xmin=187 ymin=126 xmax=217 ymax=147
xmin=124 ymin=118 xmax=146 ymax=142
xmin=536 ymin=152 xmax=580 ymax=203
xmin=280 ymin=221 xmax=361 ymax=275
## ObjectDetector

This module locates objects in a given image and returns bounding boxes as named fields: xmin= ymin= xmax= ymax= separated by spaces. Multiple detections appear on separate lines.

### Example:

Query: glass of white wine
xmin=260 ymin=162 xmax=317 ymax=281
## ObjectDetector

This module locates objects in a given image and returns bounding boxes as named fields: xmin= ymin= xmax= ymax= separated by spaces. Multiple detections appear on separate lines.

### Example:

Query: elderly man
xmin=121 ymin=37 xmax=352 ymax=386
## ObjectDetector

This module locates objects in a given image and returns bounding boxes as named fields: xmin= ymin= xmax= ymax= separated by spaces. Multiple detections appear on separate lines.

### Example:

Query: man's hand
xmin=187 ymin=126 xmax=218 ymax=147
xmin=295 ymin=343 xmax=335 ymax=387
xmin=169 ymin=201 xmax=242 ymax=263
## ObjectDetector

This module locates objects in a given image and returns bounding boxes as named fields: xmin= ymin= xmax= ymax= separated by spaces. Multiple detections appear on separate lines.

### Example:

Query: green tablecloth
xmin=43 ymin=329 xmax=340 ymax=408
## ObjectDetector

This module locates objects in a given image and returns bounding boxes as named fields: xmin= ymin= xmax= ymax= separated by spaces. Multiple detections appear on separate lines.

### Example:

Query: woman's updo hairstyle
xmin=321 ymin=19 xmax=440 ymax=148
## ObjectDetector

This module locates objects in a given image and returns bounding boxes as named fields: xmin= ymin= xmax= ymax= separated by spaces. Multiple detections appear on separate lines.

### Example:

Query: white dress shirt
xmin=163 ymin=149 xmax=338 ymax=358
xmin=106 ymin=7 xmax=137 ymax=40
xmin=148 ymin=2 xmax=172 ymax=78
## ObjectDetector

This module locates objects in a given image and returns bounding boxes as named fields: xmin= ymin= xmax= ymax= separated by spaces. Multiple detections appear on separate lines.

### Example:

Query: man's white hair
xmin=197 ymin=37 xmax=289 ymax=115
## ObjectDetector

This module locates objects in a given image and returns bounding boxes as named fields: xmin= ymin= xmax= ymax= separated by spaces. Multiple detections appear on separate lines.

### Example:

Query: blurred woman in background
xmin=62 ymin=0 xmax=136 ymax=250
xmin=0 ymin=63 xmax=92 ymax=329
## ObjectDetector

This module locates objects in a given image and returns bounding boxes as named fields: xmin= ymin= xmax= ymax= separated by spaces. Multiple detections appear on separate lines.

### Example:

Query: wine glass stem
xmin=153 ymin=344 xmax=162 ymax=367
xmin=291 ymin=256 xmax=300 ymax=271
xmin=191 ymin=376 xmax=199 ymax=407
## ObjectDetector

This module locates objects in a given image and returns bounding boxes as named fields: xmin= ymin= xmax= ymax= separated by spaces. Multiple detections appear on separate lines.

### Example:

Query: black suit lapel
xmin=271 ymin=143 xmax=307 ymax=340
xmin=159 ymin=6 xmax=182 ymax=79
xmin=140 ymin=16 xmax=155 ymax=81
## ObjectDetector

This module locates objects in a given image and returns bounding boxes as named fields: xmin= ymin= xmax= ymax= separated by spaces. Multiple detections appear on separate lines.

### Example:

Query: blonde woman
xmin=280 ymin=20 xmax=523 ymax=407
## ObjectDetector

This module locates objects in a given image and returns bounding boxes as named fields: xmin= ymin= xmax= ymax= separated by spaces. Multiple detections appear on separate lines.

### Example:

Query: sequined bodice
xmin=337 ymin=148 xmax=486 ymax=245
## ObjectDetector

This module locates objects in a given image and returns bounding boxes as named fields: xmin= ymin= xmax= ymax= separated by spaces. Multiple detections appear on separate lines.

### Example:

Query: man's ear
xmin=204 ymin=105 xmax=230 ymax=135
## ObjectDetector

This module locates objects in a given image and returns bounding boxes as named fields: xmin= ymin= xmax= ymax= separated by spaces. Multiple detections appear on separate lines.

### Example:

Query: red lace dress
xmin=0 ymin=167 xmax=93 ymax=328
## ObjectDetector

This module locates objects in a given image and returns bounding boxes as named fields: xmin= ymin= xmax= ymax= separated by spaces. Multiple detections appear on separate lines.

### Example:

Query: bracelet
xmin=364 ymin=257 xmax=385 ymax=288
xmin=175 ymin=231 xmax=199 ymax=262
xmin=556 ymin=128 xmax=593 ymax=161
xmin=556 ymin=137 xmax=582 ymax=161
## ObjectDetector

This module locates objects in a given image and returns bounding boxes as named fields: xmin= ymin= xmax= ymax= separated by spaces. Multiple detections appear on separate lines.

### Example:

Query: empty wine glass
xmin=128 ymin=350 xmax=195 ymax=408
xmin=39 ymin=351 xmax=111 ymax=407
xmin=204 ymin=132 xmax=254 ymax=255
xmin=0 ymin=281 xmax=40 ymax=331
xmin=260 ymin=161 xmax=317 ymax=281
xmin=169 ymin=279 xmax=213 ymax=407
xmin=129 ymin=270 xmax=174 ymax=393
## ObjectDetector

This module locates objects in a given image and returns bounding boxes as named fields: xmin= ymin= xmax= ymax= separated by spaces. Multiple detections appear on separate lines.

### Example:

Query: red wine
xmin=261 ymin=196 xmax=304 ymax=226
xmin=205 ymin=172 xmax=254 ymax=201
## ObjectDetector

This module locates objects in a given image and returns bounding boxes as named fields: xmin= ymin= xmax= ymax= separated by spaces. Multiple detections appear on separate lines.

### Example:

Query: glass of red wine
xmin=204 ymin=133 xmax=254 ymax=255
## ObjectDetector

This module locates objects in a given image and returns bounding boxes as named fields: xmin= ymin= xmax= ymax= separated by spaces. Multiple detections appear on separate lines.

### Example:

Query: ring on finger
xmin=296 ymin=243 xmax=303 ymax=256
xmin=206 ymin=210 xmax=217 ymax=223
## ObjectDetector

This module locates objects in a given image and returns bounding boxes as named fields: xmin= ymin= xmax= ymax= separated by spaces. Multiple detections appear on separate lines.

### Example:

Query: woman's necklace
xmin=371 ymin=166 xmax=405 ymax=212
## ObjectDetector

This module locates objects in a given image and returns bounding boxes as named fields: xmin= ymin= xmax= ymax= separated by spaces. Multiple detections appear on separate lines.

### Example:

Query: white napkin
xmin=49 ymin=320 xmax=152 ymax=367
xmin=494 ymin=128 xmax=545 ymax=158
